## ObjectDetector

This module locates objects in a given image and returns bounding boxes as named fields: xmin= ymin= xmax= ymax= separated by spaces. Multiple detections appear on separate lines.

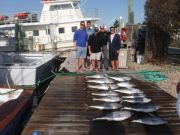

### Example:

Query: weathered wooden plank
xmin=21 ymin=76 xmax=180 ymax=135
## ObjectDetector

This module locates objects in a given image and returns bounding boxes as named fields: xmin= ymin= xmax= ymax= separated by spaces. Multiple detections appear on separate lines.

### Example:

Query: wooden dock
xmin=21 ymin=75 xmax=180 ymax=135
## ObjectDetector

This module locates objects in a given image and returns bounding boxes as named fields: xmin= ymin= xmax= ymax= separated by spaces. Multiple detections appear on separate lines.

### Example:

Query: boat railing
xmin=40 ymin=8 xmax=99 ymax=22
xmin=0 ymin=11 xmax=41 ymax=25
xmin=0 ymin=8 xmax=99 ymax=25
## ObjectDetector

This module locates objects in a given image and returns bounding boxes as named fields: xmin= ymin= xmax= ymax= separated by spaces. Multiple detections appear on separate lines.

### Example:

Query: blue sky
xmin=82 ymin=0 xmax=146 ymax=25
xmin=0 ymin=0 xmax=145 ymax=25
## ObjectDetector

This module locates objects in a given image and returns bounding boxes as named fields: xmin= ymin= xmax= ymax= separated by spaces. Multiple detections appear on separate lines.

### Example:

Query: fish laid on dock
xmin=132 ymin=114 xmax=167 ymax=125
xmin=86 ymin=74 xmax=106 ymax=79
xmin=91 ymin=91 xmax=119 ymax=97
xmin=93 ymin=111 xmax=132 ymax=121
xmin=117 ymin=82 xmax=135 ymax=88
xmin=122 ymin=97 xmax=151 ymax=103
xmin=122 ymin=94 xmax=146 ymax=99
xmin=107 ymin=76 xmax=131 ymax=82
xmin=93 ymin=96 xmax=121 ymax=103
xmin=114 ymin=88 xmax=143 ymax=94
xmin=88 ymin=103 xmax=122 ymax=110
xmin=87 ymin=84 xmax=110 ymax=90
xmin=109 ymin=84 xmax=119 ymax=90
xmin=123 ymin=103 xmax=160 ymax=113
xmin=86 ymin=79 xmax=115 ymax=84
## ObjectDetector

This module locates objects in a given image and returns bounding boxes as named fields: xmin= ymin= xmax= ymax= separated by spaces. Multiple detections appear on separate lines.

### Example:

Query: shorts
xmin=76 ymin=46 xmax=87 ymax=58
xmin=90 ymin=52 xmax=102 ymax=60
xmin=109 ymin=51 xmax=119 ymax=60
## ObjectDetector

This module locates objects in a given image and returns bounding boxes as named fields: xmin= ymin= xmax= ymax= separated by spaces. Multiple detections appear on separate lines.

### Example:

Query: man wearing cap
xmin=88 ymin=27 xmax=102 ymax=71
xmin=99 ymin=25 xmax=109 ymax=70
xmin=73 ymin=21 xmax=88 ymax=72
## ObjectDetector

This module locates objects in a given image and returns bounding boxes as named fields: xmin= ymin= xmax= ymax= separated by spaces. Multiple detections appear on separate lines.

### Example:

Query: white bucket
xmin=137 ymin=55 xmax=144 ymax=64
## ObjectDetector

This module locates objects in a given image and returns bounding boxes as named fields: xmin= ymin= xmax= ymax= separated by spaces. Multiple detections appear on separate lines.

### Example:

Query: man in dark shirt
xmin=88 ymin=27 xmax=102 ymax=71
xmin=109 ymin=26 xmax=121 ymax=70
xmin=99 ymin=25 xmax=109 ymax=70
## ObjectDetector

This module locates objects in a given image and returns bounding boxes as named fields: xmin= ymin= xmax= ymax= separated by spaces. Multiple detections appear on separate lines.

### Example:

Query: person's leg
xmin=82 ymin=47 xmax=87 ymax=69
xmin=115 ymin=52 xmax=119 ymax=70
xmin=82 ymin=58 xmax=86 ymax=69
xmin=111 ymin=60 xmax=115 ymax=70
xmin=76 ymin=46 xmax=81 ymax=72
xmin=96 ymin=52 xmax=102 ymax=71
xmin=90 ymin=53 xmax=95 ymax=71
xmin=97 ymin=60 xmax=101 ymax=71
xmin=76 ymin=58 xmax=80 ymax=72
xmin=103 ymin=45 xmax=109 ymax=69
xmin=115 ymin=60 xmax=119 ymax=70
xmin=92 ymin=60 xmax=95 ymax=70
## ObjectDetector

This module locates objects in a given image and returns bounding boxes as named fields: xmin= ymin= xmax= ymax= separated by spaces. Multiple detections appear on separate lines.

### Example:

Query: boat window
xmin=59 ymin=27 xmax=65 ymax=34
xmin=61 ymin=4 xmax=73 ymax=10
xmin=50 ymin=5 xmax=60 ymax=11
xmin=50 ymin=4 xmax=72 ymax=11
xmin=33 ymin=30 xmax=39 ymax=36
xmin=46 ymin=29 xmax=50 ymax=35
xmin=73 ymin=3 xmax=79 ymax=9
xmin=71 ymin=26 xmax=77 ymax=32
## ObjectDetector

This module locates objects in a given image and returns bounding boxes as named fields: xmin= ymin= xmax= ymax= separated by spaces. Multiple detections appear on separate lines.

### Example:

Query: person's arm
xmin=88 ymin=45 xmax=92 ymax=55
xmin=116 ymin=34 xmax=121 ymax=53
xmin=88 ymin=36 xmax=92 ymax=55
xmin=86 ymin=32 xmax=88 ymax=47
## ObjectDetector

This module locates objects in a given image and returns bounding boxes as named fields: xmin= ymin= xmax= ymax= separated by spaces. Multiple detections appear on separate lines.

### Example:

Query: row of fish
xmin=85 ymin=74 xmax=167 ymax=125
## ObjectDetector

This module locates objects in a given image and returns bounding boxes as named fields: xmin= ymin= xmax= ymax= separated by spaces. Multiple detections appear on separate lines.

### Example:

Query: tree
xmin=144 ymin=0 xmax=180 ymax=62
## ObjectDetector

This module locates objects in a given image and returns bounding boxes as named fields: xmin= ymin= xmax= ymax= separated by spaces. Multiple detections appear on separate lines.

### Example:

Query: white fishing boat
xmin=0 ymin=0 xmax=99 ymax=55
xmin=0 ymin=52 xmax=57 ymax=86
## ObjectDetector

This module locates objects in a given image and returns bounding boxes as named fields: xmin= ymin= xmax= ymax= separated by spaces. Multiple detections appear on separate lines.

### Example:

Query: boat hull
xmin=0 ymin=53 xmax=57 ymax=86
xmin=0 ymin=88 xmax=33 ymax=135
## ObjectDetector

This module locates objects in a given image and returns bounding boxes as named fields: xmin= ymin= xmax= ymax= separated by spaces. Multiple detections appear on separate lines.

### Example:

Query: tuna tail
xmin=84 ymin=104 xmax=90 ymax=110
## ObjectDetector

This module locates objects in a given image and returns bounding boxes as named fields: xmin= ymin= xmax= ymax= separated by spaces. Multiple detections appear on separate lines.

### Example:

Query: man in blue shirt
xmin=73 ymin=21 xmax=88 ymax=72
